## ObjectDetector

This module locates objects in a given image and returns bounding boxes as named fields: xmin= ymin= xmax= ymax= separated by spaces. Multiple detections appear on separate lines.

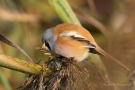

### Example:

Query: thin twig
xmin=0 ymin=34 xmax=33 ymax=62
xmin=74 ymin=9 xmax=110 ymax=37
xmin=87 ymin=0 xmax=96 ymax=12
xmin=0 ymin=8 xmax=39 ymax=22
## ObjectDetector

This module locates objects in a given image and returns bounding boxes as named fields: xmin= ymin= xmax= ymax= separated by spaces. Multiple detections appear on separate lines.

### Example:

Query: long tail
xmin=95 ymin=47 xmax=130 ymax=72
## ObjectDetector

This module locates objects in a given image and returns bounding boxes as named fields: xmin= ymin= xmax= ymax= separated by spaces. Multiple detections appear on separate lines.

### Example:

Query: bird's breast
xmin=54 ymin=37 xmax=89 ymax=62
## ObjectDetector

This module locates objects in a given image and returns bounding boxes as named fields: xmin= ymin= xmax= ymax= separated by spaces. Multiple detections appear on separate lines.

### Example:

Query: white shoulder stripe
xmin=59 ymin=31 xmax=85 ymax=38
xmin=82 ymin=45 xmax=95 ymax=48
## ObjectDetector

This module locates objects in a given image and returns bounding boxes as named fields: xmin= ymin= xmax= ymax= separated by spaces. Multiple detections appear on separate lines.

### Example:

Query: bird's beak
xmin=41 ymin=44 xmax=46 ymax=49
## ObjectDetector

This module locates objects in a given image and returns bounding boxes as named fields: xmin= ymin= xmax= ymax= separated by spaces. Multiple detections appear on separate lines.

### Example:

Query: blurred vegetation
xmin=0 ymin=0 xmax=135 ymax=90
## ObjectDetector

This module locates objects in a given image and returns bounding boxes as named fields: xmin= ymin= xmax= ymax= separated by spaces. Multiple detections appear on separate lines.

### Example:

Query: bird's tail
xmin=95 ymin=47 xmax=130 ymax=72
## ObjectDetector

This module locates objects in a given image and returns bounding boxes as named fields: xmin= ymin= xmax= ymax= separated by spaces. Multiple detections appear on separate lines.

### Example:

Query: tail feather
xmin=95 ymin=47 xmax=130 ymax=72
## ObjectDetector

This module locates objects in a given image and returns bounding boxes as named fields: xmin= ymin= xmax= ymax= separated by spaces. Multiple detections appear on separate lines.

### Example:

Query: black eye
xmin=45 ymin=41 xmax=51 ymax=51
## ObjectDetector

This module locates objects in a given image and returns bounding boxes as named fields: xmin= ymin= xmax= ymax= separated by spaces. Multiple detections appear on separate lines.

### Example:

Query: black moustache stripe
xmin=45 ymin=41 xmax=51 ymax=51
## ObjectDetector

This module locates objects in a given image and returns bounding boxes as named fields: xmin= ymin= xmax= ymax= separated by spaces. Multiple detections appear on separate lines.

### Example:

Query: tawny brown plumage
xmin=42 ymin=23 xmax=130 ymax=72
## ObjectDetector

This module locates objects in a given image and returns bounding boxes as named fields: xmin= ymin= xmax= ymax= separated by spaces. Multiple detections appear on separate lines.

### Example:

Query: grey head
xmin=42 ymin=28 xmax=56 ymax=51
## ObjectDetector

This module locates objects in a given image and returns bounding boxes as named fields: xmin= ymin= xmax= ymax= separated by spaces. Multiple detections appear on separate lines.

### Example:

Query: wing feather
xmin=59 ymin=31 xmax=101 ymax=54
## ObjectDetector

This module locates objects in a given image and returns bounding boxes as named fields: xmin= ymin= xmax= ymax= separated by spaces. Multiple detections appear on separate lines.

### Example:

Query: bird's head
xmin=41 ymin=28 xmax=56 ymax=52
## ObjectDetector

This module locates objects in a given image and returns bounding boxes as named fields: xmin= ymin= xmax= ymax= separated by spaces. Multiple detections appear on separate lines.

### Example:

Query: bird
xmin=41 ymin=23 xmax=130 ymax=72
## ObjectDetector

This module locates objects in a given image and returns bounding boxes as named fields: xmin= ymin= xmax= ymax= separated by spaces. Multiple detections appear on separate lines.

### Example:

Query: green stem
xmin=49 ymin=0 xmax=81 ymax=25
xmin=0 ymin=69 xmax=12 ymax=90
xmin=0 ymin=54 xmax=52 ymax=75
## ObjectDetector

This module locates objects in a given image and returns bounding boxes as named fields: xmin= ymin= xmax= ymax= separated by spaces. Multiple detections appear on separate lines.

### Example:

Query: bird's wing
xmin=59 ymin=31 xmax=102 ymax=54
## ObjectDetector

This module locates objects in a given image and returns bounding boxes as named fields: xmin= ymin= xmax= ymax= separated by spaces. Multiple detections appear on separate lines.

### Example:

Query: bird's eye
xmin=45 ymin=40 xmax=51 ymax=51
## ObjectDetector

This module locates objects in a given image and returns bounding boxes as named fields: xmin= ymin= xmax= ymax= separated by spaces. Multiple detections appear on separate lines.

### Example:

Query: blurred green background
xmin=0 ymin=0 xmax=135 ymax=90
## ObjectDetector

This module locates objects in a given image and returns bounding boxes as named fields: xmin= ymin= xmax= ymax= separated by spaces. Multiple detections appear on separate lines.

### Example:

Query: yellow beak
xmin=41 ymin=44 xmax=46 ymax=49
